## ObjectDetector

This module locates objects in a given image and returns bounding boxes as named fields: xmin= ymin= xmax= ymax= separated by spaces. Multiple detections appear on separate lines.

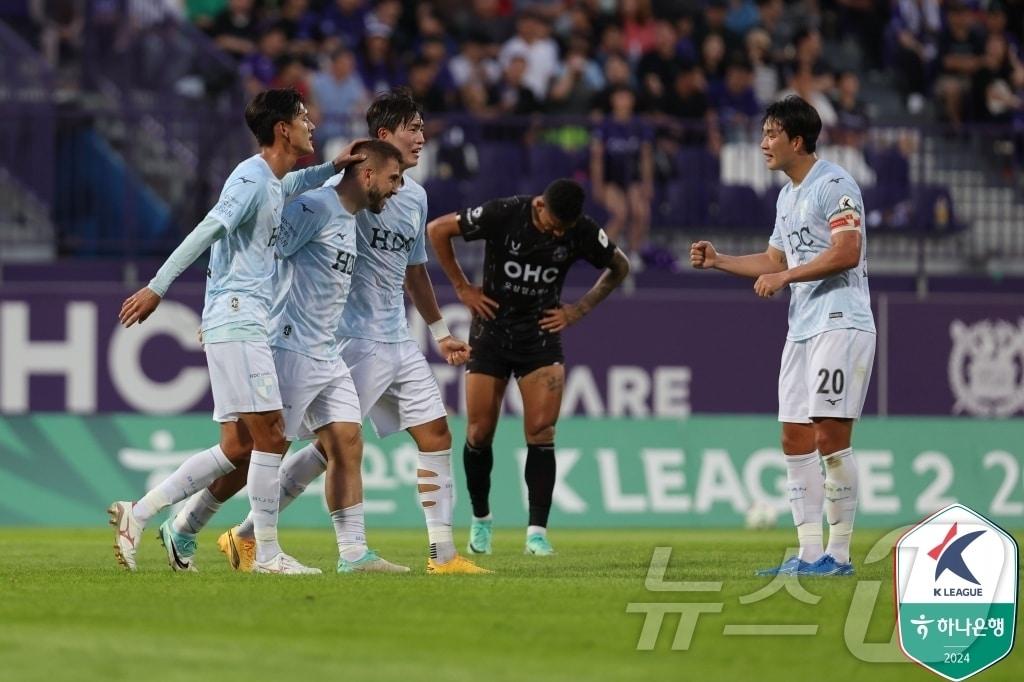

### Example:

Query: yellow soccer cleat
xmin=426 ymin=554 xmax=493 ymax=575
xmin=217 ymin=526 xmax=255 ymax=573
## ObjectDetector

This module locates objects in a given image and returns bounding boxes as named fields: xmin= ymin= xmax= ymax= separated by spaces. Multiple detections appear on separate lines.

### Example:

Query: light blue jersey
xmin=768 ymin=159 xmax=876 ymax=341
xmin=337 ymin=175 xmax=428 ymax=343
xmin=269 ymin=187 xmax=357 ymax=361
xmin=198 ymin=155 xmax=335 ymax=343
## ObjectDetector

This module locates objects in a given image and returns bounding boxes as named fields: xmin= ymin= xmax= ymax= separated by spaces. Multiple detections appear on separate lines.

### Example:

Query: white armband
xmin=428 ymin=318 xmax=451 ymax=341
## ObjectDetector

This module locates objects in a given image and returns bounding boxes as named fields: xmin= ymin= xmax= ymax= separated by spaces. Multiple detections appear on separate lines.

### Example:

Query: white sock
xmin=132 ymin=445 xmax=234 ymax=525
xmin=172 ymin=489 xmax=223 ymax=535
xmin=823 ymin=447 xmax=858 ymax=564
xmin=418 ymin=450 xmax=455 ymax=563
xmin=248 ymin=450 xmax=283 ymax=562
xmin=785 ymin=450 xmax=824 ymax=562
xmin=331 ymin=503 xmax=368 ymax=562
xmin=527 ymin=525 xmax=547 ymax=538
xmin=237 ymin=443 xmax=326 ymax=540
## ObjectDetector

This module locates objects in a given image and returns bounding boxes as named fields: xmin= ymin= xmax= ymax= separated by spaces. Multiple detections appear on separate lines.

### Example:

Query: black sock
xmin=525 ymin=443 xmax=556 ymax=528
xmin=463 ymin=441 xmax=493 ymax=518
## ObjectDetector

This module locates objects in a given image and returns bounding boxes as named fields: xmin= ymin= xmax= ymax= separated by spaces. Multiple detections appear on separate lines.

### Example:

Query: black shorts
xmin=467 ymin=329 xmax=564 ymax=380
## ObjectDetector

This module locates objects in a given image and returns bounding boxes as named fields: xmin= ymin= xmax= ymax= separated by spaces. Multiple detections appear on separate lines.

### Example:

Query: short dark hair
xmin=366 ymin=87 xmax=423 ymax=138
xmin=244 ymin=88 xmax=305 ymax=147
xmin=350 ymin=138 xmax=404 ymax=169
xmin=543 ymin=179 xmax=585 ymax=225
xmin=763 ymin=95 xmax=821 ymax=153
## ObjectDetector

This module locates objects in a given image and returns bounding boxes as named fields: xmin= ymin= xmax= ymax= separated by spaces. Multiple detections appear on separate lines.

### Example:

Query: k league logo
xmin=895 ymin=504 xmax=1018 ymax=681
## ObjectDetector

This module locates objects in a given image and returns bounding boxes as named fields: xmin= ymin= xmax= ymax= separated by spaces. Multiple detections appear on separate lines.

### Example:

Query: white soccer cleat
xmin=337 ymin=549 xmax=411 ymax=574
xmin=107 ymin=501 xmax=144 ymax=571
xmin=251 ymin=552 xmax=322 ymax=575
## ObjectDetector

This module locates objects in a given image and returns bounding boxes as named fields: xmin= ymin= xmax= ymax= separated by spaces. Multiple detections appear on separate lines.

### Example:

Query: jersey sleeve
xmin=817 ymin=175 xmax=864 ymax=236
xmin=205 ymin=175 xmax=264 ymax=234
xmin=577 ymin=217 xmax=617 ymax=269
xmin=769 ymin=217 xmax=785 ymax=252
xmin=457 ymin=197 xmax=519 ymax=243
xmin=148 ymin=215 xmax=227 ymax=296
xmin=275 ymin=197 xmax=323 ymax=259
xmin=408 ymin=191 xmax=429 ymax=266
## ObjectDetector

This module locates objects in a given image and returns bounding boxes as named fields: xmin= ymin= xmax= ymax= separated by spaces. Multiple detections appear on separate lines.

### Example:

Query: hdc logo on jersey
xmin=369 ymin=227 xmax=414 ymax=253
xmin=895 ymin=504 xmax=1018 ymax=681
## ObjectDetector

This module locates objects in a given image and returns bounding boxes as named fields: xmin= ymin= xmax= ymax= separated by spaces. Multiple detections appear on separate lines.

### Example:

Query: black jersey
xmin=457 ymin=195 xmax=616 ymax=345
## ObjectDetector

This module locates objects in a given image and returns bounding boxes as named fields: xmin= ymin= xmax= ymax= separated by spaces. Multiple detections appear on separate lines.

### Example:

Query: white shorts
xmin=205 ymin=340 xmax=282 ymax=423
xmin=273 ymin=347 xmax=362 ymax=441
xmin=339 ymin=337 xmax=447 ymax=438
xmin=778 ymin=328 xmax=876 ymax=423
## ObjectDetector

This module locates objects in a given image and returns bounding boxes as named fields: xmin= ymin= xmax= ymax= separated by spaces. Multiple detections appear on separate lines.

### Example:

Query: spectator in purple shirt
xmin=240 ymin=25 xmax=287 ymax=95
xmin=358 ymin=25 xmax=406 ymax=94
xmin=319 ymin=0 xmax=368 ymax=53
xmin=709 ymin=57 xmax=761 ymax=141
xmin=590 ymin=85 xmax=654 ymax=267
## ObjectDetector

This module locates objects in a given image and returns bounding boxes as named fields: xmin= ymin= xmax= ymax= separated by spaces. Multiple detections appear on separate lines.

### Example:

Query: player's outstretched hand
xmin=690 ymin=240 xmax=717 ymax=269
xmin=119 ymin=287 xmax=162 ymax=327
xmin=540 ymin=304 xmax=583 ymax=333
xmin=456 ymin=285 xmax=499 ymax=320
xmin=331 ymin=138 xmax=370 ymax=170
xmin=439 ymin=336 xmax=471 ymax=366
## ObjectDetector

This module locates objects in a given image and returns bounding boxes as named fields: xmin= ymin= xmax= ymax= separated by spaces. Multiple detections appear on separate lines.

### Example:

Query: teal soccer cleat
xmin=524 ymin=533 xmax=556 ymax=556
xmin=337 ymin=549 xmax=410 ymax=574
xmin=157 ymin=519 xmax=198 ymax=573
xmin=467 ymin=518 xmax=493 ymax=555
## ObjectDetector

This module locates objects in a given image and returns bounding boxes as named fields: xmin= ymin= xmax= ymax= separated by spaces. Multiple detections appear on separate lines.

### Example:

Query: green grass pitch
xmin=1 ymin=527 xmax=1019 ymax=681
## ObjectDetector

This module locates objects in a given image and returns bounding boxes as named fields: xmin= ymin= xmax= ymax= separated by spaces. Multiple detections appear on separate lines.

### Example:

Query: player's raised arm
xmin=119 ymin=215 xmax=228 ymax=327
xmin=280 ymin=138 xmax=368 ymax=198
xmin=690 ymin=240 xmax=788 ymax=280
xmin=426 ymin=211 xmax=499 ymax=320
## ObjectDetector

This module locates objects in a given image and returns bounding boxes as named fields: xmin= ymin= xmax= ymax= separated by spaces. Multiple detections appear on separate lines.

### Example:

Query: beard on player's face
xmin=366 ymin=184 xmax=388 ymax=213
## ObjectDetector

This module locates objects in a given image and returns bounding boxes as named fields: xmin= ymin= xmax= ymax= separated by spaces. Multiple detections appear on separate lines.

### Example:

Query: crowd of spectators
xmin=5 ymin=0 xmax=1023 ymax=257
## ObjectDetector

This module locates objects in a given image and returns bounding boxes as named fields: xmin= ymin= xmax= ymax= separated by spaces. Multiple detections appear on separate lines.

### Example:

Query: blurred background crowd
xmin=2 ymin=0 xmax=1023 ymax=276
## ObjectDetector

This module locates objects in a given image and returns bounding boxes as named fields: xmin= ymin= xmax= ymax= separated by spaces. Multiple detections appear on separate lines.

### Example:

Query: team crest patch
xmin=469 ymin=206 xmax=483 ymax=223
xmin=948 ymin=318 xmax=1024 ymax=416
xmin=895 ymin=503 xmax=1018 ymax=680
xmin=283 ymin=324 xmax=292 ymax=337
xmin=552 ymin=246 xmax=568 ymax=262
xmin=250 ymin=373 xmax=276 ymax=401
xmin=230 ymin=297 xmax=240 ymax=311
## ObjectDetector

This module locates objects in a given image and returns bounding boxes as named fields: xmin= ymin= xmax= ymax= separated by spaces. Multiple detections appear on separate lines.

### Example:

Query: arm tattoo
xmin=574 ymin=251 xmax=630 ymax=318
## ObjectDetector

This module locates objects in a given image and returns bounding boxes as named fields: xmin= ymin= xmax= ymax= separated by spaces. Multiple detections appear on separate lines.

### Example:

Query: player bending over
xmin=428 ymin=179 xmax=630 ymax=556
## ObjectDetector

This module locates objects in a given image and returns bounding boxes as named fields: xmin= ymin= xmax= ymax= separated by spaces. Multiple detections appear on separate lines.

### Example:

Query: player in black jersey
xmin=427 ymin=179 xmax=630 ymax=555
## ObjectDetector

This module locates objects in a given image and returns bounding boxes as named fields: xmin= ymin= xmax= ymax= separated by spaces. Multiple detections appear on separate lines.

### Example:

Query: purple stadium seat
xmin=712 ymin=185 xmax=764 ymax=229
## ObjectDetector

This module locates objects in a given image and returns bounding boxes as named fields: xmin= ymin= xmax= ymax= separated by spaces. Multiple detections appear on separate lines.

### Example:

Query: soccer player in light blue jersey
xmin=690 ymin=96 xmax=876 ymax=577
xmin=250 ymin=139 xmax=408 ymax=574
xmin=109 ymin=89 xmax=365 ymax=574
xmin=217 ymin=88 xmax=490 ymax=575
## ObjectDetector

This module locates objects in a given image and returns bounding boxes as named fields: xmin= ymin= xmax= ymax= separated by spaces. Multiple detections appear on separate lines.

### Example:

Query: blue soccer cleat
xmin=756 ymin=554 xmax=855 ymax=577
xmin=804 ymin=554 xmax=855 ymax=576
